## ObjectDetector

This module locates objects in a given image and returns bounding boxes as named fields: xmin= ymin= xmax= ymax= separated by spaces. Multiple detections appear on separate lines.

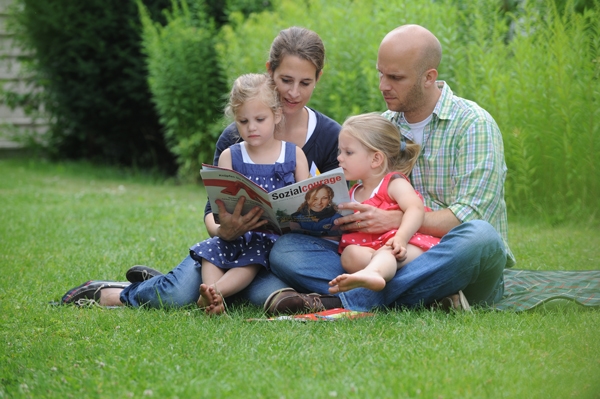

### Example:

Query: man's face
xmin=376 ymin=43 xmax=425 ymax=114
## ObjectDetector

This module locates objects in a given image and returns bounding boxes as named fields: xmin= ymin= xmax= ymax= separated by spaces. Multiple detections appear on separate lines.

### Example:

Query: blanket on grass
xmin=492 ymin=269 xmax=600 ymax=311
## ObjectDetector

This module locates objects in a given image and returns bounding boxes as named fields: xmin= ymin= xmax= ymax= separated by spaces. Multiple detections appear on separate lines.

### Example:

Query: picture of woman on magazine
xmin=289 ymin=184 xmax=343 ymax=236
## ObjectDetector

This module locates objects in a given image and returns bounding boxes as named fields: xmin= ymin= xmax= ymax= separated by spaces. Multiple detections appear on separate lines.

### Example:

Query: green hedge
xmin=6 ymin=0 xmax=176 ymax=171
xmin=139 ymin=0 xmax=228 ymax=180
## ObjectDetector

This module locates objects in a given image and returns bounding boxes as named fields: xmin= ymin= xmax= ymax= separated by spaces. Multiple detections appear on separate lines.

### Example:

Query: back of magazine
xmin=200 ymin=164 xmax=283 ymax=234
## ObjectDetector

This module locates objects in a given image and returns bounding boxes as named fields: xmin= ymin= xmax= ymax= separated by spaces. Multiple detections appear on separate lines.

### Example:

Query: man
xmin=264 ymin=24 xmax=515 ymax=313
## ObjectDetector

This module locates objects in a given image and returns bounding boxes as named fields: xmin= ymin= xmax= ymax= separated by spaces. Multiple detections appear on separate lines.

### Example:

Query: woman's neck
xmin=275 ymin=107 xmax=308 ymax=148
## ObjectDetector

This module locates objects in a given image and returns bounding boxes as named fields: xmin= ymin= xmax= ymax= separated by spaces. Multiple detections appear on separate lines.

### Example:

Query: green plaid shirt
xmin=383 ymin=81 xmax=515 ymax=267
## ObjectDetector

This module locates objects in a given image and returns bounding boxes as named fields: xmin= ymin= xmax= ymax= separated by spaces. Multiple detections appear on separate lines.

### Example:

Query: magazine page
xmin=268 ymin=167 xmax=352 ymax=236
xmin=246 ymin=308 xmax=375 ymax=322
xmin=200 ymin=164 xmax=283 ymax=234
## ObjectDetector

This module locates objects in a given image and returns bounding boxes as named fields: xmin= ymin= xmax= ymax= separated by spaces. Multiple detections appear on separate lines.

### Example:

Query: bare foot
xmin=197 ymin=284 xmax=225 ymax=315
xmin=328 ymin=270 xmax=387 ymax=293
xmin=205 ymin=286 xmax=225 ymax=316
xmin=197 ymin=284 xmax=215 ymax=308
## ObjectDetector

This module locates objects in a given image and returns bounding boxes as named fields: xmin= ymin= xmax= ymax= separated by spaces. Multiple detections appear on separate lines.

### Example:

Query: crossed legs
xmin=199 ymin=259 xmax=261 ymax=315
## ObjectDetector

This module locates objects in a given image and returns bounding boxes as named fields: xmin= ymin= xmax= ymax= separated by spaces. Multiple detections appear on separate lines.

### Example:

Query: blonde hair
xmin=341 ymin=113 xmax=420 ymax=176
xmin=225 ymin=73 xmax=281 ymax=121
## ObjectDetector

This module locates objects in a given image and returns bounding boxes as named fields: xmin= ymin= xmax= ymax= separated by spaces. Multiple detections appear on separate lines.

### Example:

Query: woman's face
xmin=308 ymin=187 xmax=331 ymax=212
xmin=270 ymin=55 xmax=319 ymax=117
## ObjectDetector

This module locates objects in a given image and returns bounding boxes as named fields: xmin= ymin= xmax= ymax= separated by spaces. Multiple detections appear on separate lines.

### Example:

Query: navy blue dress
xmin=190 ymin=141 xmax=297 ymax=270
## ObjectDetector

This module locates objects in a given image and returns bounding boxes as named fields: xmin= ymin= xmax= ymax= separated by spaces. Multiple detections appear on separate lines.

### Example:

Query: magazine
xmin=201 ymin=165 xmax=352 ymax=236
xmin=246 ymin=308 xmax=375 ymax=322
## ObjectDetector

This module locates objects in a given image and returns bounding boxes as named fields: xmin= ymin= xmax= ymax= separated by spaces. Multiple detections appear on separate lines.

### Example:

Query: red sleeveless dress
xmin=338 ymin=172 xmax=440 ymax=253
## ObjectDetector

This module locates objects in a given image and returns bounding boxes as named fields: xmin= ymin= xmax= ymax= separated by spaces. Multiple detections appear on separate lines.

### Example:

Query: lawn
xmin=1 ymin=156 xmax=599 ymax=399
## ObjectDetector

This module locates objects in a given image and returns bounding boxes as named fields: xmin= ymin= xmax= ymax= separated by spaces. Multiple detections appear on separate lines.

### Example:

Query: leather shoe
xmin=264 ymin=288 xmax=340 ymax=316
xmin=61 ymin=280 xmax=130 ymax=306
xmin=125 ymin=265 xmax=163 ymax=283
xmin=431 ymin=290 xmax=471 ymax=312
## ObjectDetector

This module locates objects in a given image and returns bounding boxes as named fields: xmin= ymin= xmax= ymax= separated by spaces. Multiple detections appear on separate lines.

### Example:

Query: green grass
xmin=1 ymin=156 xmax=599 ymax=399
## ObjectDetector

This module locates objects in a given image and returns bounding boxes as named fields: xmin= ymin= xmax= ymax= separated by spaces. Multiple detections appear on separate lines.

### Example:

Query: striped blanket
xmin=492 ymin=269 xmax=600 ymax=311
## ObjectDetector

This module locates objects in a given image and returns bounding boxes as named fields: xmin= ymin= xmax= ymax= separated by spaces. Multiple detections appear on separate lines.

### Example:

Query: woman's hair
xmin=224 ymin=73 xmax=281 ymax=121
xmin=296 ymin=184 xmax=336 ymax=214
xmin=341 ymin=113 xmax=420 ymax=176
xmin=268 ymin=27 xmax=325 ymax=80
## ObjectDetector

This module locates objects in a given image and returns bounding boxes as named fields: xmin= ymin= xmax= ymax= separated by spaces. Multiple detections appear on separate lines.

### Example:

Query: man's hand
xmin=334 ymin=202 xmax=403 ymax=234
xmin=214 ymin=197 xmax=267 ymax=241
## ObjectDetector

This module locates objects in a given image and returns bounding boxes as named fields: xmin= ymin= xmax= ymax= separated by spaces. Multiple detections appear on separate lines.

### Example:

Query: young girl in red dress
xmin=329 ymin=113 xmax=440 ymax=294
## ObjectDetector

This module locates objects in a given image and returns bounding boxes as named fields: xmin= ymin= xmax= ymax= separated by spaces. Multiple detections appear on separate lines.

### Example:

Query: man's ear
xmin=423 ymin=68 xmax=438 ymax=88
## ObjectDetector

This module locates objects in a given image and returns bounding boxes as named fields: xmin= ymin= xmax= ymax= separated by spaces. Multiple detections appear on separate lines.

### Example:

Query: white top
xmin=240 ymin=141 xmax=286 ymax=164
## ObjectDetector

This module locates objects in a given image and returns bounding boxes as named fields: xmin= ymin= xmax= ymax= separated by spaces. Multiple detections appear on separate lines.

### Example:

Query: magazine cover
xmin=201 ymin=165 xmax=352 ymax=236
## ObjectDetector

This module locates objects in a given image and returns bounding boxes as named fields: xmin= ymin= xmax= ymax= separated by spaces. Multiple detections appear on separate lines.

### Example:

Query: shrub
xmin=5 ymin=0 xmax=176 ymax=172
xmin=139 ymin=0 xmax=228 ymax=180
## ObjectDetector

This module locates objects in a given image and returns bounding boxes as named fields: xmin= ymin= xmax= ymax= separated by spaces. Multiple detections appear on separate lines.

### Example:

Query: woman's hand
xmin=212 ymin=197 xmax=268 ymax=241
xmin=334 ymin=202 xmax=403 ymax=234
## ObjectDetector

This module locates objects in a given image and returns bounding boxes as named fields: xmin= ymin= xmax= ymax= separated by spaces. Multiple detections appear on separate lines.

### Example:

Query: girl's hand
xmin=334 ymin=202 xmax=403 ymax=234
xmin=214 ymin=197 xmax=267 ymax=241
xmin=386 ymin=236 xmax=407 ymax=262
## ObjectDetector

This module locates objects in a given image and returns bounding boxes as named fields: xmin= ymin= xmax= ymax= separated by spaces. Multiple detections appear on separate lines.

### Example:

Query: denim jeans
xmin=269 ymin=220 xmax=507 ymax=311
xmin=119 ymin=255 xmax=289 ymax=308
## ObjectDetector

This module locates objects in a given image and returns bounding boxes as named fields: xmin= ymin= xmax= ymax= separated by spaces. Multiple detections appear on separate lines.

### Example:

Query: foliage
xmin=1 ymin=157 xmax=599 ymax=398
xmin=3 ymin=0 xmax=176 ymax=172
xmin=218 ymin=0 xmax=599 ymax=224
xmin=448 ymin=0 xmax=600 ymax=224
xmin=139 ymin=0 xmax=228 ymax=180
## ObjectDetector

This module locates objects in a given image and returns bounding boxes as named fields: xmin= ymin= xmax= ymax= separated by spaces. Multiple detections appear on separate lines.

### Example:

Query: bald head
xmin=380 ymin=24 xmax=442 ymax=74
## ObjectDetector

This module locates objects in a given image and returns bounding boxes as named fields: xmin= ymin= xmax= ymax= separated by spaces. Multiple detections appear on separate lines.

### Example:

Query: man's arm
xmin=419 ymin=208 xmax=460 ymax=237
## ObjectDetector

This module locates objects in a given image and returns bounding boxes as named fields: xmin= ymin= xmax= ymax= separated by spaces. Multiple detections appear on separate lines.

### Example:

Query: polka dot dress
xmin=190 ymin=142 xmax=297 ymax=270
xmin=338 ymin=172 xmax=440 ymax=253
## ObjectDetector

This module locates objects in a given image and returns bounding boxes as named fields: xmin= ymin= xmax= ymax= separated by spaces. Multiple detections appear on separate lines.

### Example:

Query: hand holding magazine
xmin=201 ymin=165 xmax=352 ymax=236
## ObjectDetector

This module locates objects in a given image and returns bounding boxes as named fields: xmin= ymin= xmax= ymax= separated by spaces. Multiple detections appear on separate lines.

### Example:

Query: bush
xmin=139 ymin=0 xmax=228 ymax=180
xmin=5 ymin=0 xmax=176 ymax=172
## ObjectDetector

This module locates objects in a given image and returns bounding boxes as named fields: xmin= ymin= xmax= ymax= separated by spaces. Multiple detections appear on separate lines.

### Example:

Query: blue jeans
xmin=269 ymin=220 xmax=507 ymax=311
xmin=119 ymin=255 xmax=289 ymax=308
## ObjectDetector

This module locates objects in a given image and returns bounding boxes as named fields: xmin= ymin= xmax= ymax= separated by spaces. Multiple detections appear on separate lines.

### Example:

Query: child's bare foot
xmin=328 ymin=271 xmax=386 ymax=293
xmin=205 ymin=285 xmax=225 ymax=316
xmin=198 ymin=284 xmax=216 ymax=308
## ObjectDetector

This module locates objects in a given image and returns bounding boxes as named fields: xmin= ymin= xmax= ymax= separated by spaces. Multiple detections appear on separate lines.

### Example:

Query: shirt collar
xmin=433 ymin=81 xmax=454 ymax=121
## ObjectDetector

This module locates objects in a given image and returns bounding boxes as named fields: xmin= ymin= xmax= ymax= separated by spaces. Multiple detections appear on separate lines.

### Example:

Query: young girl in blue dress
xmin=190 ymin=73 xmax=309 ymax=315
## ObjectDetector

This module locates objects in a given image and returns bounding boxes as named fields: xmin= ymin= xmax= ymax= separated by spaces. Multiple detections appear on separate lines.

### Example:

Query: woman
xmin=61 ymin=27 xmax=342 ymax=309
xmin=289 ymin=184 xmax=343 ymax=236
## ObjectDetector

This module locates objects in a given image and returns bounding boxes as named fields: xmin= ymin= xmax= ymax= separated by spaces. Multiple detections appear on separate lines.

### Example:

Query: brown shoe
xmin=431 ymin=290 xmax=472 ymax=312
xmin=264 ymin=288 xmax=339 ymax=316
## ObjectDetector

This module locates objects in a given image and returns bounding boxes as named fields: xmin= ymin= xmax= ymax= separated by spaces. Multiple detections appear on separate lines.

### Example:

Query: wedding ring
xmin=356 ymin=221 xmax=361 ymax=229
